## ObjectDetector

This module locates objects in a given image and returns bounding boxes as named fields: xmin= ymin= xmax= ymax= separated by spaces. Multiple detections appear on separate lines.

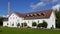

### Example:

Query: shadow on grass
xmin=0 ymin=30 xmax=2 ymax=32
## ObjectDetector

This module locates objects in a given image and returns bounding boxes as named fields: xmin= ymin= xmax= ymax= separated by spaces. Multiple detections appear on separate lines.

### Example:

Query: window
xmin=16 ymin=17 xmax=17 ymax=19
xmin=12 ymin=23 xmax=14 ymax=26
xmin=38 ymin=20 xmax=39 ymax=23
xmin=13 ymin=17 xmax=14 ymax=19
xmin=7 ymin=23 xmax=8 ymax=25
xmin=27 ymin=14 xmax=29 ymax=17
xmin=12 ymin=22 xmax=14 ymax=26
xmin=33 ymin=14 xmax=37 ymax=16
xmin=38 ymin=13 xmax=41 ymax=16
xmin=28 ymin=21 xmax=29 ymax=23
xmin=30 ymin=14 xmax=33 ymax=17
xmin=41 ymin=13 xmax=45 ymax=16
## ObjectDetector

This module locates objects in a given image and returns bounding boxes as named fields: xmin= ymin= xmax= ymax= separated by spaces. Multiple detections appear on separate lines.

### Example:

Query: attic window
xmin=27 ymin=14 xmax=29 ymax=17
xmin=41 ymin=13 xmax=45 ymax=16
xmin=30 ymin=14 xmax=33 ymax=17
xmin=37 ymin=13 xmax=41 ymax=16
xmin=34 ymin=14 xmax=37 ymax=16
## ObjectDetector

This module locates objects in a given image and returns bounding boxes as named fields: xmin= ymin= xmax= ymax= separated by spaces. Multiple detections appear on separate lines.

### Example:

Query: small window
xmin=30 ymin=14 xmax=33 ymax=16
xmin=7 ymin=23 xmax=8 ymax=25
xmin=38 ymin=20 xmax=39 ymax=23
xmin=28 ymin=21 xmax=29 ymax=23
xmin=12 ymin=22 xmax=14 ymax=26
xmin=16 ymin=17 xmax=17 ymax=19
xmin=13 ymin=17 xmax=14 ymax=19
xmin=38 ymin=13 xmax=41 ymax=16
xmin=13 ymin=15 xmax=14 ymax=16
xmin=27 ymin=14 xmax=29 ymax=17
xmin=41 ymin=13 xmax=45 ymax=16
xmin=12 ymin=23 xmax=14 ymax=26
xmin=33 ymin=14 xmax=37 ymax=16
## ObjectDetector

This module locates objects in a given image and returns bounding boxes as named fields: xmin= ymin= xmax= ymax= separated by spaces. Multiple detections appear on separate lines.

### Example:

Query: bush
xmin=42 ymin=21 xmax=47 ymax=28
xmin=51 ymin=25 xmax=54 ymax=29
xmin=37 ymin=23 xmax=43 ymax=28
xmin=27 ymin=26 xmax=31 ymax=28
xmin=37 ymin=21 xmax=47 ymax=28
xmin=17 ymin=23 xmax=20 ymax=26
xmin=32 ymin=22 xmax=37 ymax=26
xmin=24 ymin=23 xmax=27 ymax=26
xmin=12 ymin=24 xmax=14 ymax=26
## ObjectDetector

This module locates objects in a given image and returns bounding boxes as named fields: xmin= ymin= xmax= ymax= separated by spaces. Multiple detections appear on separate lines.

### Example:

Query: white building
xmin=3 ymin=10 xmax=56 ymax=29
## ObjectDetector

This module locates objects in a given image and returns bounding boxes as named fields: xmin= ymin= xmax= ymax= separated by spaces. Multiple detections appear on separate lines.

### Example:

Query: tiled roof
xmin=14 ymin=10 xmax=52 ymax=20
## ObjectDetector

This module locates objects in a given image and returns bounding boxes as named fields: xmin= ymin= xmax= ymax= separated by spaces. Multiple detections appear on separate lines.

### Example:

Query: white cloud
xmin=40 ymin=0 xmax=58 ymax=3
xmin=52 ymin=0 xmax=58 ymax=2
xmin=30 ymin=0 xmax=59 ymax=9
xmin=52 ymin=4 xmax=60 ymax=11
xmin=30 ymin=2 xmax=45 ymax=9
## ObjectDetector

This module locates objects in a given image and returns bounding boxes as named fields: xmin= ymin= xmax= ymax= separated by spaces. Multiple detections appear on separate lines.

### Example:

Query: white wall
xmin=8 ymin=13 xmax=24 ymax=27
xmin=3 ymin=21 xmax=8 ymax=27
xmin=47 ymin=11 xmax=56 ymax=28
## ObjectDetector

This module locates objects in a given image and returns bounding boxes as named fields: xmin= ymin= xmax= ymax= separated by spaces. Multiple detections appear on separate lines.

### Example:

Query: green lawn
xmin=0 ymin=27 xmax=60 ymax=34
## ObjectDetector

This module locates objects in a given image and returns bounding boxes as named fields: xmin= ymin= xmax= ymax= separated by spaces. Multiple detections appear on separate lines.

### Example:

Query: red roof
xmin=14 ymin=10 xmax=52 ymax=20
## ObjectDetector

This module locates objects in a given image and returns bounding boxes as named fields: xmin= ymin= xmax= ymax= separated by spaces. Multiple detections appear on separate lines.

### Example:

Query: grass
xmin=0 ymin=27 xmax=60 ymax=34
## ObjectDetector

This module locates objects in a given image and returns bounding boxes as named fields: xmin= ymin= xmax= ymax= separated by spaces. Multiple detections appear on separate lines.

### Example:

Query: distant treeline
xmin=55 ymin=11 xmax=60 ymax=28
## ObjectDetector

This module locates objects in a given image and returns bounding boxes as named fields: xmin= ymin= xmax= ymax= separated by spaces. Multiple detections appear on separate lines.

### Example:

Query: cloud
xmin=52 ymin=4 xmax=60 ymax=11
xmin=30 ymin=0 xmax=59 ymax=9
xmin=52 ymin=0 xmax=58 ymax=2
xmin=40 ymin=0 xmax=58 ymax=2
xmin=30 ymin=2 xmax=45 ymax=9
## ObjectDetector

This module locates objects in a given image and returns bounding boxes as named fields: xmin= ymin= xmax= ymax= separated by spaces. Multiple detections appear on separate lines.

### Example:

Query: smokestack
xmin=8 ymin=0 xmax=10 ymax=17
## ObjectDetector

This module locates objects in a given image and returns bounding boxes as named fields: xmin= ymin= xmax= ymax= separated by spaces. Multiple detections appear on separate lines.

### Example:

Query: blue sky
xmin=0 ymin=0 xmax=60 ymax=15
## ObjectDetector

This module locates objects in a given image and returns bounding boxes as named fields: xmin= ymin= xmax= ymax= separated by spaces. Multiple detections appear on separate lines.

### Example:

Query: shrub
xmin=17 ymin=23 xmax=20 ymax=26
xmin=51 ymin=25 xmax=54 ymax=29
xmin=42 ymin=21 xmax=47 ymax=28
xmin=12 ymin=24 xmax=14 ymax=26
xmin=37 ymin=23 xmax=43 ymax=28
xmin=27 ymin=26 xmax=31 ymax=28
xmin=24 ymin=23 xmax=27 ymax=26
xmin=32 ymin=22 xmax=37 ymax=26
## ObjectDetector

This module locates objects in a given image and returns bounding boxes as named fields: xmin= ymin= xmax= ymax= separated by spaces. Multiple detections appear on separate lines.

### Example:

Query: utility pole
xmin=8 ymin=0 xmax=10 ymax=17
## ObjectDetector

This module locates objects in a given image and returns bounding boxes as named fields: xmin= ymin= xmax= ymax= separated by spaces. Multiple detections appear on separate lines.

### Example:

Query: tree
xmin=0 ymin=17 xmax=4 ymax=26
xmin=55 ymin=11 xmax=60 ymax=28
xmin=32 ymin=22 xmax=37 ymax=26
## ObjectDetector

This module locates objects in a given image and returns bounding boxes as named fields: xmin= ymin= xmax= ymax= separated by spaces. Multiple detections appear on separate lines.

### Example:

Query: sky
xmin=0 ymin=0 xmax=60 ymax=15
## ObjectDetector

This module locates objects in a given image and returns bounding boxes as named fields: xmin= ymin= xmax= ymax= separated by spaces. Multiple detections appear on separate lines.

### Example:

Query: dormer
xmin=30 ymin=14 xmax=33 ymax=17
xmin=41 ymin=13 xmax=45 ymax=16
xmin=33 ymin=14 xmax=37 ymax=16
